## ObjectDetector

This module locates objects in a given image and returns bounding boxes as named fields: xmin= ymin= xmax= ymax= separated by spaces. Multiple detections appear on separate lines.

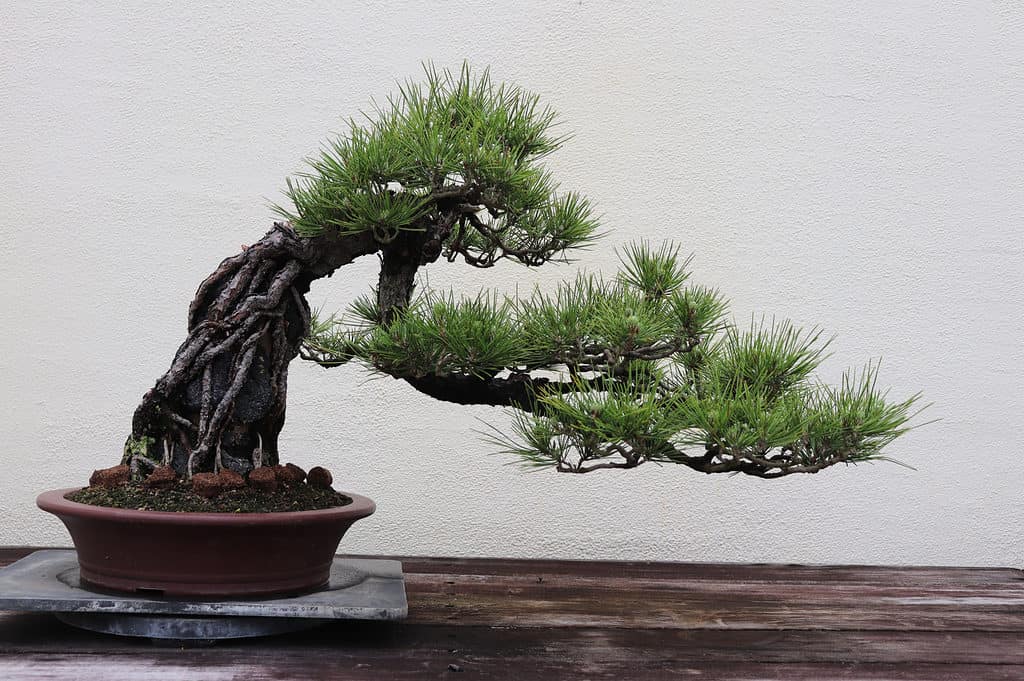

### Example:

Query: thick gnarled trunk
xmin=127 ymin=223 xmax=378 ymax=478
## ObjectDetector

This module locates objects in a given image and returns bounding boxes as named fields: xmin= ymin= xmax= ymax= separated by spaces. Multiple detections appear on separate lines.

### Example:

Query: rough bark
xmin=400 ymin=373 xmax=608 ymax=411
xmin=127 ymin=222 xmax=378 ymax=478
xmin=376 ymin=230 xmax=429 ymax=325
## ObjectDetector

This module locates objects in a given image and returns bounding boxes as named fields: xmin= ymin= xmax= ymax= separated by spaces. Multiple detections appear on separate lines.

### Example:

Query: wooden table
xmin=0 ymin=547 xmax=1021 ymax=679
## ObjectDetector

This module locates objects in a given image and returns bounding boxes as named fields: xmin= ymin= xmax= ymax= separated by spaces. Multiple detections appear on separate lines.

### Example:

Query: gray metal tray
xmin=0 ymin=549 xmax=407 ymax=641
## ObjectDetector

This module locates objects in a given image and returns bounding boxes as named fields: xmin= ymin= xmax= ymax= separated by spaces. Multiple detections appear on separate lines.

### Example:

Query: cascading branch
xmin=303 ymin=242 xmax=923 ymax=477
xmin=122 ymin=63 xmax=922 ymax=487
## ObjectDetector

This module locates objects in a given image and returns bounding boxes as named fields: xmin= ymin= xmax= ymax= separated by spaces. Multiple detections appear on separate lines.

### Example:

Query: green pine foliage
xmin=275 ymin=64 xmax=598 ymax=265
xmin=357 ymin=292 xmax=525 ymax=379
xmin=294 ymin=65 xmax=924 ymax=477
xmin=304 ymin=241 xmax=923 ymax=477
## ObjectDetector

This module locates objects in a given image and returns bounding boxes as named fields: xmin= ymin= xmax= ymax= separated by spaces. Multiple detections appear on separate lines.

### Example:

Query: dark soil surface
xmin=68 ymin=482 xmax=352 ymax=513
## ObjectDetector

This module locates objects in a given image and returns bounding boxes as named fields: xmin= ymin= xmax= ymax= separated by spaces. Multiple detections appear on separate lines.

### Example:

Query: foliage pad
xmin=304 ymin=240 xmax=924 ymax=477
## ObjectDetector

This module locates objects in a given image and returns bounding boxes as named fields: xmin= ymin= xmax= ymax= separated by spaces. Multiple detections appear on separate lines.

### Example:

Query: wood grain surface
xmin=1 ymin=547 xmax=1020 ymax=679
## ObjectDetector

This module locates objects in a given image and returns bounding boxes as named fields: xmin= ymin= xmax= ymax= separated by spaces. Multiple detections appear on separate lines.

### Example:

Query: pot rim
xmin=37 ymin=487 xmax=375 ymax=526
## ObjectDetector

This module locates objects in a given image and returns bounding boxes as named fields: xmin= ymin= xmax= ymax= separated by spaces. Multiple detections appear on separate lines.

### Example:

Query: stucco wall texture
xmin=2 ymin=2 xmax=1021 ymax=566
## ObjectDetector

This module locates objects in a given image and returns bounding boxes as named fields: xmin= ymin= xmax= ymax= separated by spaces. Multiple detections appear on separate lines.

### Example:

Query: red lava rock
xmin=144 ymin=466 xmax=177 ymax=490
xmin=247 ymin=466 xmax=278 ymax=493
xmin=277 ymin=463 xmax=306 ymax=486
xmin=89 ymin=465 xmax=130 ymax=489
xmin=285 ymin=462 xmax=308 ymax=482
xmin=191 ymin=472 xmax=222 ymax=499
xmin=217 ymin=470 xmax=245 ymax=491
xmin=307 ymin=466 xmax=333 ymax=489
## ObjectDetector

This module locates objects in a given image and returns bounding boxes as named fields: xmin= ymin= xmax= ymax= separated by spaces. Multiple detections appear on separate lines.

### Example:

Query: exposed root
xmin=128 ymin=454 xmax=161 ymax=477
xmin=129 ymin=222 xmax=379 ymax=479
xmin=138 ymin=248 xmax=306 ymax=478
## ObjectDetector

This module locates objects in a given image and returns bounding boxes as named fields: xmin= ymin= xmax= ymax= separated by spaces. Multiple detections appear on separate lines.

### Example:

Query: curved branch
xmin=558 ymin=460 xmax=637 ymax=473
xmin=449 ymin=209 xmax=569 ymax=268
xmin=400 ymin=372 xmax=609 ymax=412
xmin=637 ymin=440 xmax=853 ymax=478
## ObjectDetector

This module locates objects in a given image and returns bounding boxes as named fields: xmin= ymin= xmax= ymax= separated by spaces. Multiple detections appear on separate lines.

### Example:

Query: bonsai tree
xmin=110 ymin=65 xmax=919 ymax=493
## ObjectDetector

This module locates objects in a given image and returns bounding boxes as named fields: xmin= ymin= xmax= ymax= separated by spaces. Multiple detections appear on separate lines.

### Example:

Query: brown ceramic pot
xmin=37 ymin=488 xmax=375 ymax=598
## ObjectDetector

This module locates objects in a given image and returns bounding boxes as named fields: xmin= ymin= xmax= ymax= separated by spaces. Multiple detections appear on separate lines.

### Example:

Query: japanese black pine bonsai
xmin=83 ymin=65 xmax=920 ymax=509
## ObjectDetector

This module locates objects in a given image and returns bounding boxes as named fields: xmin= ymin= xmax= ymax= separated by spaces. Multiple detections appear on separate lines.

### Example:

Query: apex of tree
xmin=275 ymin=63 xmax=598 ymax=268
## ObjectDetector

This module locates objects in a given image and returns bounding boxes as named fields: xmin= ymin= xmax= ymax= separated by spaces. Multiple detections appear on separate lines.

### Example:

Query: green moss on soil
xmin=68 ymin=482 xmax=352 ymax=513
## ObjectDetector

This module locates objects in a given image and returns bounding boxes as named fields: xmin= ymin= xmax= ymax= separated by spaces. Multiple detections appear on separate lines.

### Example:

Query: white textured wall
xmin=2 ymin=2 xmax=1021 ymax=567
